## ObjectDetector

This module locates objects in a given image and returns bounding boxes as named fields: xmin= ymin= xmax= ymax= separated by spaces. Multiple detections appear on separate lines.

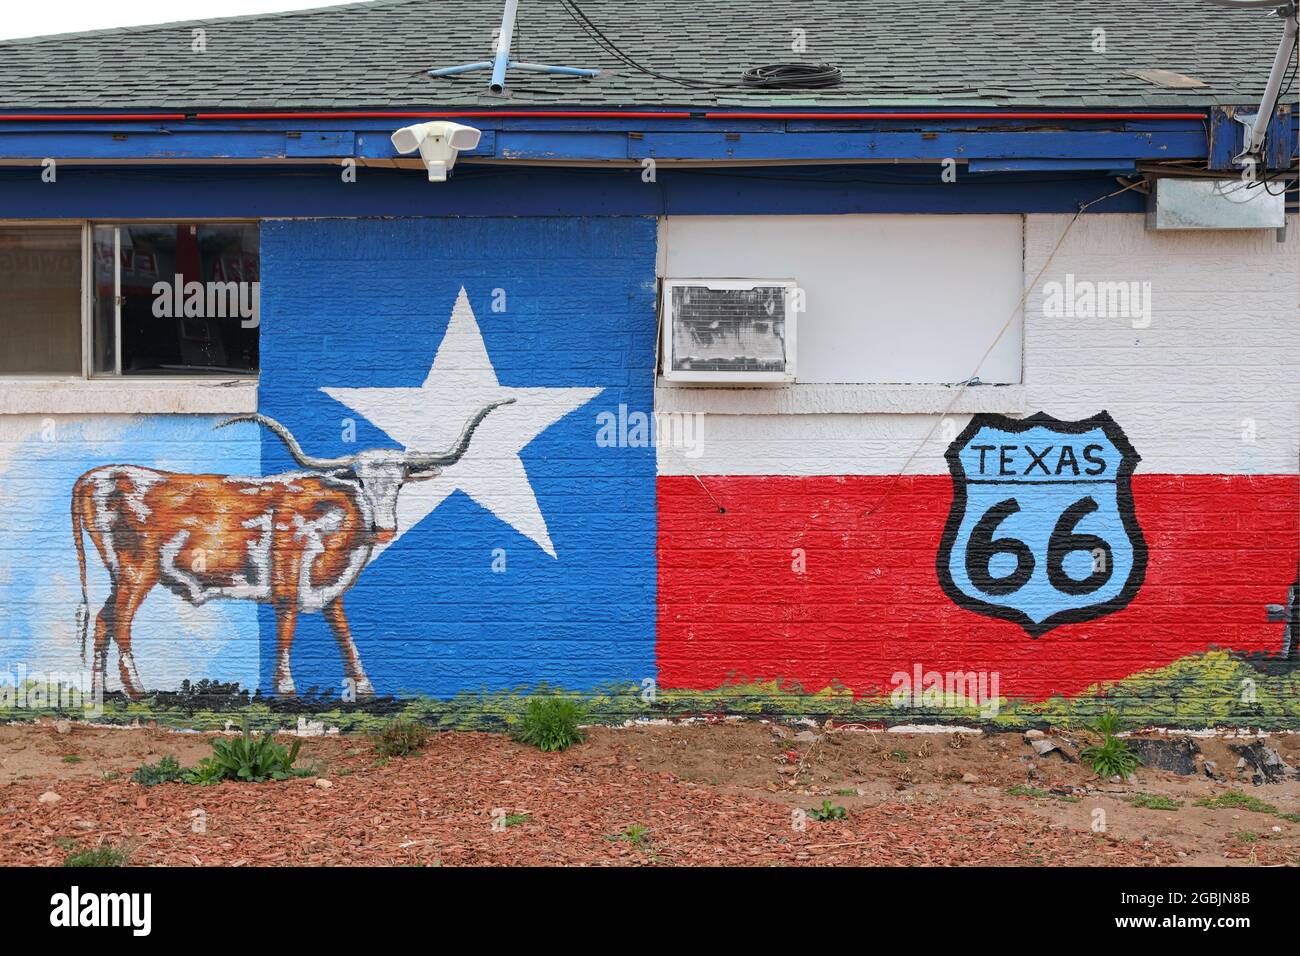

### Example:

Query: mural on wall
xmin=937 ymin=411 xmax=1148 ymax=636
xmin=6 ymin=216 xmax=1297 ymax=727
xmin=0 ymin=217 xmax=661 ymax=707
xmin=253 ymin=219 xmax=658 ymax=699
xmin=0 ymin=417 xmax=262 ymax=696
xmin=71 ymin=400 xmax=511 ymax=701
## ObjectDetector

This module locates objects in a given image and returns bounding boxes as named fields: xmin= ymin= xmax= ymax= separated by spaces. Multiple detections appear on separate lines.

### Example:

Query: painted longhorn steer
xmin=71 ymin=400 xmax=512 ymax=700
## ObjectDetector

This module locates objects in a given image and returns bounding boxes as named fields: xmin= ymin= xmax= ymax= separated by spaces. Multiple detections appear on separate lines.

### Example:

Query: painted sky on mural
xmin=0 ymin=416 xmax=260 ymax=692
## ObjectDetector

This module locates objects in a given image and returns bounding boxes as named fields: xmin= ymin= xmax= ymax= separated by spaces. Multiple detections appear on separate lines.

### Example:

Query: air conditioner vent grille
xmin=670 ymin=284 xmax=788 ymax=373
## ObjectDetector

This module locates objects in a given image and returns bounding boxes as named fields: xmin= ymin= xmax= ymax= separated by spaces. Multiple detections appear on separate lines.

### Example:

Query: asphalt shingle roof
xmin=0 ymin=0 xmax=1291 ymax=111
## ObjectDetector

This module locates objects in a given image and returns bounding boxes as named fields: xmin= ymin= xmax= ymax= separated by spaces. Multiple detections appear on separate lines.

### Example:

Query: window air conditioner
xmin=661 ymin=278 xmax=797 ymax=384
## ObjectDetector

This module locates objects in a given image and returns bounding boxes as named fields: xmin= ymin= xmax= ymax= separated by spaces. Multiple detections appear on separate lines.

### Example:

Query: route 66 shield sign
xmin=936 ymin=411 xmax=1147 ymax=637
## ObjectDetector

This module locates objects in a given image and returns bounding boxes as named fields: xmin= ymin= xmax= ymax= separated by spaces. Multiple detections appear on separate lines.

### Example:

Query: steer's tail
xmin=71 ymin=484 xmax=90 ymax=665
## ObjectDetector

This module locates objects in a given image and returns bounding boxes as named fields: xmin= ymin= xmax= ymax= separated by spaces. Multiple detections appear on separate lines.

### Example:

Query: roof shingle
xmin=0 ymin=0 xmax=1289 ymax=110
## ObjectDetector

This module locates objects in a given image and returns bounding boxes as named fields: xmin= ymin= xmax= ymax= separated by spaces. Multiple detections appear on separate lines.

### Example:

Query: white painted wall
xmin=657 ymin=213 xmax=1300 ymax=476
xmin=657 ymin=214 xmax=1025 ymax=385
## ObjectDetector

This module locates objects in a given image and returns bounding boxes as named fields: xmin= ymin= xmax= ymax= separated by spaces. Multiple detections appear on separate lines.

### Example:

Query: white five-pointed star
xmin=323 ymin=288 xmax=603 ymax=559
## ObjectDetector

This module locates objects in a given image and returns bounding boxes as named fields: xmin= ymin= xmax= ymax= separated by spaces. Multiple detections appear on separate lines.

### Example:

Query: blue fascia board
xmin=0 ymin=114 xmax=1226 ymax=164
xmin=968 ymin=158 xmax=1139 ymax=174
xmin=1207 ymin=104 xmax=1295 ymax=170
xmin=625 ymin=131 xmax=1204 ymax=161
xmin=0 ymin=164 xmax=1150 ymax=219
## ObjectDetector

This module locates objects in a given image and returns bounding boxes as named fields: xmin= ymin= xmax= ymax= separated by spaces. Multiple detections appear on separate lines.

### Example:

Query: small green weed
xmin=63 ymin=843 xmax=130 ymax=867
xmin=1127 ymin=793 xmax=1183 ymax=811
xmin=607 ymin=824 xmax=651 ymax=847
xmin=186 ymin=719 xmax=309 ymax=785
xmin=371 ymin=718 xmax=431 ymax=758
xmin=1196 ymin=791 xmax=1278 ymax=814
xmin=1007 ymin=785 xmax=1051 ymax=798
xmin=1080 ymin=712 xmax=1139 ymax=778
xmin=1093 ymin=711 xmax=1122 ymax=737
xmin=808 ymin=800 xmax=847 ymax=822
xmin=131 ymin=755 xmax=187 ymax=787
xmin=510 ymin=696 xmax=586 ymax=752
xmin=1006 ymin=784 xmax=1081 ymax=803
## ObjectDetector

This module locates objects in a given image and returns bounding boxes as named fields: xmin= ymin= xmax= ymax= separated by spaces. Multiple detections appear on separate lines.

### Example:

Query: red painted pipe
xmin=193 ymin=110 xmax=695 ymax=120
xmin=0 ymin=110 xmax=690 ymax=122
xmin=0 ymin=113 xmax=188 ymax=121
xmin=0 ymin=109 xmax=1206 ymax=122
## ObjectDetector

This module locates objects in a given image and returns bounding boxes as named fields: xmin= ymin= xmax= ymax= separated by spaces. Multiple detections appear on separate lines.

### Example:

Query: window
xmin=0 ymin=221 xmax=259 ymax=378
xmin=0 ymin=225 xmax=82 ymax=375
xmin=93 ymin=223 xmax=259 ymax=375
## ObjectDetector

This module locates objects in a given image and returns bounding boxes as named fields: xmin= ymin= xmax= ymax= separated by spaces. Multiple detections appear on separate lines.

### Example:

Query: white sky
xmin=0 ymin=0 xmax=363 ymax=41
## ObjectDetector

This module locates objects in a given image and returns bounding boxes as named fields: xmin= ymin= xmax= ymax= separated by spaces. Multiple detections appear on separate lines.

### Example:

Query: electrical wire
xmin=556 ymin=0 xmax=840 ymax=90
xmin=556 ymin=0 xmax=735 ymax=88
xmin=1249 ymin=27 xmax=1298 ymax=195
xmin=857 ymin=178 xmax=1149 ymax=521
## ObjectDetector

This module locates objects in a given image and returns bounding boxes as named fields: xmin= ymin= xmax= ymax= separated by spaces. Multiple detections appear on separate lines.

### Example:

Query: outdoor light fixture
xmin=389 ymin=121 xmax=482 ymax=182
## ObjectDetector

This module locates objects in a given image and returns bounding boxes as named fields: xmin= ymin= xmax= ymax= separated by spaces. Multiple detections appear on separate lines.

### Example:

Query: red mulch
xmin=1 ymin=732 xmax=1171 ymax=866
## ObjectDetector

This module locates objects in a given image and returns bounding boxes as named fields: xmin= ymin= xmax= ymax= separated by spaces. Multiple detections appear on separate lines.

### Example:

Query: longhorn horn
xmin=215 ymin=414 xmax=358 ymax=471
xmin=402 ymin=398 xmax=516 ymax=470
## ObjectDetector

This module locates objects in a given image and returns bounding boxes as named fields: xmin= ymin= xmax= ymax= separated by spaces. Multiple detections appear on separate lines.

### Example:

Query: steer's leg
xmin=323 ymin=597 xmax=374 ymax=700
xmin=110 ymin=573 xmax=156 ymax=701
xmin=89 ymin=590 xmax=115 ymax=702
xmin=269 ymin=524 xmax=302 ymax=697
xmin=272 ymin=603 xmax=299 ymax=696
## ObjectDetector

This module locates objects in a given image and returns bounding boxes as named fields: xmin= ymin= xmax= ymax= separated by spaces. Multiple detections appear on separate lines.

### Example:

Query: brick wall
xmin=255 ymin=216 xmax=659 ymax=699
xmin=0 ymin=215 xmax=660 ymax=706
xmin=656 ymin=214 xmax=1300 ymax=721
xmin=3 ymin=211 xmax=1297 ymax=725
xmin=0 ymin=414 xmax=261 ymax=695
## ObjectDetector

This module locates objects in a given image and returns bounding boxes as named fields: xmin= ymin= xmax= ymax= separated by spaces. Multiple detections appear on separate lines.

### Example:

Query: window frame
xmin=0 ymin=218 xmax=261 ymax=384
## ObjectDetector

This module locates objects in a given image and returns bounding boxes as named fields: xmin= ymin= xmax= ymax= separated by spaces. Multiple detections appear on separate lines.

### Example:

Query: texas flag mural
xmin=254 ymin=217 xmax=659 ymax=698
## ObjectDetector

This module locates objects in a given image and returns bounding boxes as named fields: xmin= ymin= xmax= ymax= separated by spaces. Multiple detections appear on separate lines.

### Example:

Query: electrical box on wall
xmin=661 ymin=278 xmax=797 ymax=384
xmin=1146 ymin=177 xmax=1286 ymax=231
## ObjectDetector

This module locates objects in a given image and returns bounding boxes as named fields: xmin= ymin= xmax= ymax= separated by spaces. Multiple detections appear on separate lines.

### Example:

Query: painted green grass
xmin=3 ymin=650 xmax=1298 ymax=733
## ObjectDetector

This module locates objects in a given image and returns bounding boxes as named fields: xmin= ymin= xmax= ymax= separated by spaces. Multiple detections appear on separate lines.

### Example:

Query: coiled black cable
xmin=741 ymin=63 xmax=844 ymax=89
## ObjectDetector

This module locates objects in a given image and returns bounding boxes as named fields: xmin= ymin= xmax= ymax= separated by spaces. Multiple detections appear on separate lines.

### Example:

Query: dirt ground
xmin=1 ymin=718 xmax=1298 ymax=866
